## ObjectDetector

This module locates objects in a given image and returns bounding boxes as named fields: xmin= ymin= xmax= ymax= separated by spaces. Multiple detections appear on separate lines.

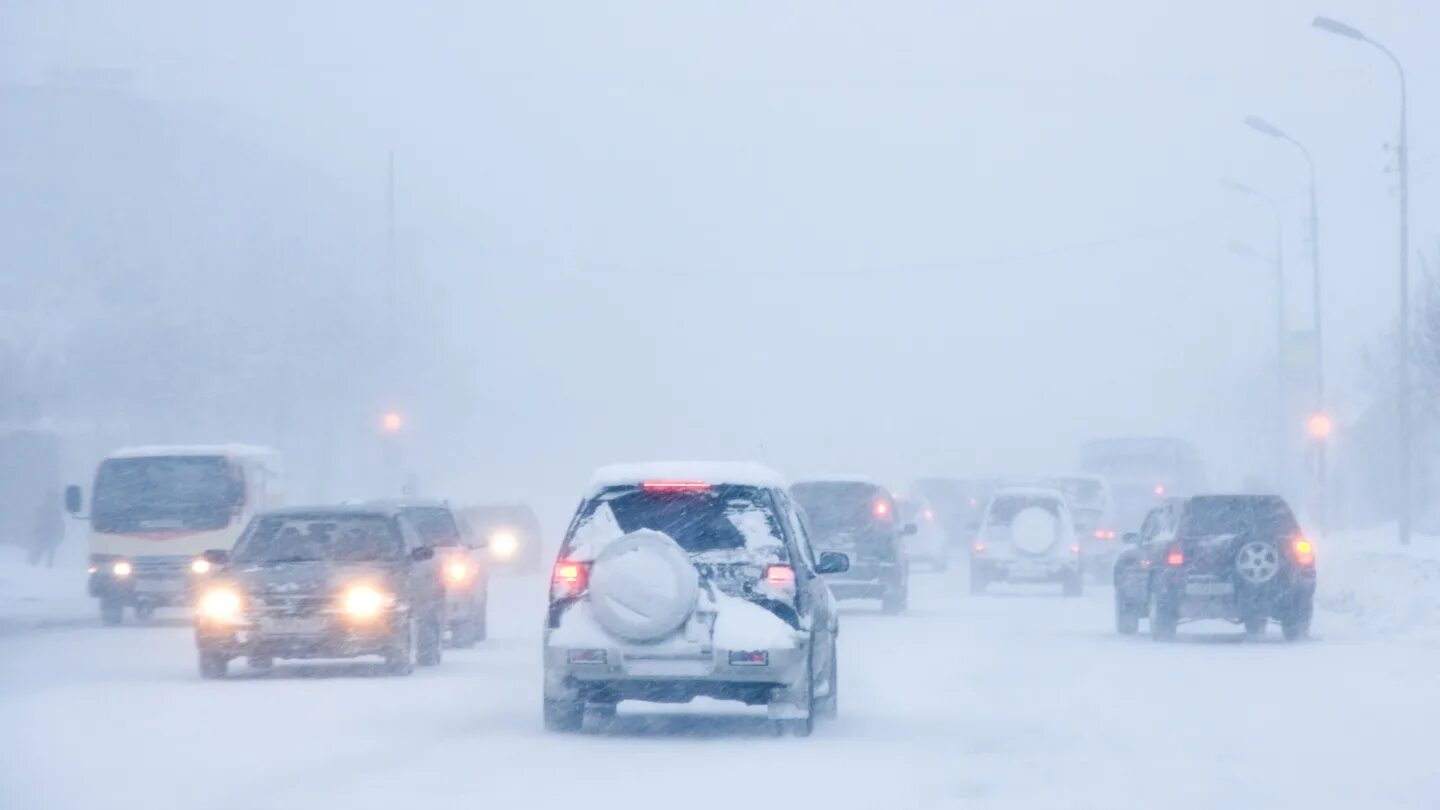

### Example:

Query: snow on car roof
xmin=107 ymin=443 xmax=280 ymax=460
xmin=791 ymin=474 xmax=883 ymax=487
xmin=990 ymin=485 xmax=1068 ymax=501
xmin=590 ymin=462 xmax=786 ymax=490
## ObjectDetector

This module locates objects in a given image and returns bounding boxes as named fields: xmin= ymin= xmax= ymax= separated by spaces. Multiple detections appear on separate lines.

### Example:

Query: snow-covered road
xmin=4 ymin=566 xmax=1439 ymax=810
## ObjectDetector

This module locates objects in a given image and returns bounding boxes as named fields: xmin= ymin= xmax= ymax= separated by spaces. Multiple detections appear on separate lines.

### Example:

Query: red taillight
xmin=1093 ymin=529 xmax=1116 ymax=541
xmin=642 ymin=480 xmax=710 ymax=491
xmin=1154 ymin=484 xmax=1167 ymax=496
xmin=923 ymin=508 xmax=935 ymax=521
xmin=765 ymin=564 xmax=796 ymax=587
xmin=873 ymin=499 xmax=892 ymax=519
xmin=1070 ymin=544 xmax=1081 ymax=554
xmin=551 ymin=559 xmax=589 ymax=599
xmin=972 ymin=540 xmax=986 ymax=553
xmin=1165 ymin=546 xmax=1184 ymax=566
xmin=1292 ymin=537 xmax=1316 ymax=567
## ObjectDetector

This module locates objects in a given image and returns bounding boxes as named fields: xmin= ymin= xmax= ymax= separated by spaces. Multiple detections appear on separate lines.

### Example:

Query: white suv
xmin=968 ymin=487 xmax=1082 ymax=597
xmin=542 ymin=463 xmax=849 ymax=736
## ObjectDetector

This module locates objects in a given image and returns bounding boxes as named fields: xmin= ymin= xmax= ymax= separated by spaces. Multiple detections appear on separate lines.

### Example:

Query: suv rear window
xmin=565 ymin=485 xmax=785 ymax=557
xmin=791 ymin=482 xmax=887 ymax=533
xmin=1181 ymin=497 xmax=1298 ymax=538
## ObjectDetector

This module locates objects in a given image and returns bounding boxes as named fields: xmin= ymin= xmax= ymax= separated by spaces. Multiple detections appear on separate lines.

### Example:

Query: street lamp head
xmin=1307 ymin=412 xmax=1335 ymax=441
xmin=381 ymin=410 xmax=405 ymax=434
xmin=1313 ymin=16 xmax=1366 ymax=42
xmin=1244 ymin=116 xmax=1287 ymax=139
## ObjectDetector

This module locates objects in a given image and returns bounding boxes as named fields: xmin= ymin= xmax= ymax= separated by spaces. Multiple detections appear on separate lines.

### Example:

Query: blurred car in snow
xmin=543 ymin=463 xmax=848 ymax=735
xmin=191 ymin=504 xmax=446 ymax=678
xmin=790 ymin=478 xmax=913 ymax=613
xmin=910 ymin=476 xmax=993 ymax=551
xmin=370 ymin=499 xmax=488 ymax=647
xmin=895 ymin=495 xmax=948 ymax=571
xmin=969 ymin=487 xmax=1083 ymax=596
xmin=460 ymin=503 xmax=544 ymax=574
xmin=1113 ymin=494 xmax=1315 ymax=641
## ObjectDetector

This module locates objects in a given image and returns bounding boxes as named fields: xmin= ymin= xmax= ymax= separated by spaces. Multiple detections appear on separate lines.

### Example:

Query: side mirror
xmin=64 ymin=485 xmax=83 ymax=516
xmin=901 ymin=523 xmax=918 ymax=536
xmin=201 ymin=549 xmax=231 ymax=565
xmin=815 ymin=551 xmax=849 ymax=575
xmin=1122 ymin=533 xmax=1141 ymax=546
xmin=410 ymin=546 xmax=436 ymax=562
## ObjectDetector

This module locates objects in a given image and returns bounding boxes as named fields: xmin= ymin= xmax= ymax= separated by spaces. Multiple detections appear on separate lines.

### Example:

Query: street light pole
xmin=1244 ymin=116 xmax=1327 ymax=533
xmin=1313 ymin=17 xmax=1412 ymax=545
xmin=1223 ymin=180 xmax=1287 ymax=494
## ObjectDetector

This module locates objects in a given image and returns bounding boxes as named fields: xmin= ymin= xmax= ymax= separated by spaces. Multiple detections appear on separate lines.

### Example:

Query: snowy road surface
xmin=4 ymin=567 xmax=1439 ymax=810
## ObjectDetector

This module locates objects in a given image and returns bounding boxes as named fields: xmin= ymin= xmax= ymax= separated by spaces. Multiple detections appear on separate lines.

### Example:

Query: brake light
xmin=873 ymin=499 xmax=892 ymax=519
xmin=1093 ymin=529 xmax=1116 ymax=540
xmin=1166 ymin=546 xmax=1184 ymax=566
xmin=972 ymin=540 xmax=985 ymax=553
xmin=1154 ymin=484 xmax=1167 ymax=496
xmin=761 ymin=564 xmax=797 ymax=603
xmin=1292 ymin=537 xmax=1315 ymax=567
xmin=642 ymin=480 xmax=710 ymax=491
xmin=923 ymin=508 xmax=935 ymax=521
xmin=1070 ymin=544 xmax=1081 ymax=554
xmin=550 ymin=559 xmax=589 ymax=600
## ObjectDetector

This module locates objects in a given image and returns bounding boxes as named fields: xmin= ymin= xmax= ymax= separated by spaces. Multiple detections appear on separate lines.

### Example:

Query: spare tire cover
xmin=588 ymin=529 xmax=699 ymax=643
xmin=1010 ymin=507 xmax=1059 ymax=555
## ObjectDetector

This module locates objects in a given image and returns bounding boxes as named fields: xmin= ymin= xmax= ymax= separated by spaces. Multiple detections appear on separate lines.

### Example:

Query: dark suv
xmin=192 ymin=505 xmax=446 ymax=678
xmin=374 ymin=500 xmax=488 ymax=647
xmin=543 ymin=464 xmax=848 ymax=736
xmin=790 ymin=479 xmax=912 ymax=613
xmin=1114 ymin=495 xmax=1316 ymax=641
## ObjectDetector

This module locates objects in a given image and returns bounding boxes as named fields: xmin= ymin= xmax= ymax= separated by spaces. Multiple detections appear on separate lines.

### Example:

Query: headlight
xmin=112 ymin=560 xmax=133 ymax=578
xmin=342 ymin=585 xmax=393 ymax=620
xmin=199 ymin=588 xmax=243 ymax=622
xmin=489 ymin=531 xmax=520 ymax=560
xmin=190 ymin=558 xmax=213 ymax=575
xmin=445 ymin=560 xmax=472 ymax=584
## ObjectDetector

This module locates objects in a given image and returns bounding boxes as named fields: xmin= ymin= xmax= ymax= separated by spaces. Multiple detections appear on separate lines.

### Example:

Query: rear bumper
xmin=543 ymin=640 xmax=809 ymax=703
xmin=973 ymin=557 xmax=1078 ymax=582
xmin=1157 ymin=569 xmax=1316 ymax=620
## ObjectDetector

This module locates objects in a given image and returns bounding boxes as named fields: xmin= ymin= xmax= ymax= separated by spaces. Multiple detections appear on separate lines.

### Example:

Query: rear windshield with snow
xmin=791 ymin=482 xmax=889 ymax=533
xmin=1180 ymin=497 xmax=1297 ymax=538
xmin=986 ymin=495 xmax=1061 ymax=525
xmin=564 ymin=485 xmax=786 ymax=557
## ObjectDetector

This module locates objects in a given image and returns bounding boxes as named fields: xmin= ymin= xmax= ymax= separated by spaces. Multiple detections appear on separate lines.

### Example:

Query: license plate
xmin=1186 ymin=581 xmax=1234 ymax=596
xmin=260 ymin=616 xmax=326 ymax=635
xmin=135 ymin=578 xmax=182 ymax=594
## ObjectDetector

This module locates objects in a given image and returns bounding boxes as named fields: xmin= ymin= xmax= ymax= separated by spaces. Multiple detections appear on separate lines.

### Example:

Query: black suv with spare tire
xmin=1113 ymin=495 xmax=1316 ymax=641
xmin=543 ymin=463 xmax=849 ymax=735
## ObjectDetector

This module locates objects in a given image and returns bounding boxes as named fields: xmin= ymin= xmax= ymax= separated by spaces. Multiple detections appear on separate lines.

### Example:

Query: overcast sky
xmin=4 ymin=1 xmax=1434 ymax=506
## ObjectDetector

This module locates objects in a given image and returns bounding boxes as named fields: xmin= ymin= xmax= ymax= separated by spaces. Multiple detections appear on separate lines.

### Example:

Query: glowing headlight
xmin=199 ymin=588 xmax=243 ymax=622
xmin=342 ymin=585 xmax=393 ymax=619
xmin=112 ymin=560 xmax=133 ymax=578
xmin=445 ymin=560 xmax=472 ymax=584
xmin=489 ymin=531 xmax=520 ymax=560
xmin=190 ymin=558 xmax=213 ymax=575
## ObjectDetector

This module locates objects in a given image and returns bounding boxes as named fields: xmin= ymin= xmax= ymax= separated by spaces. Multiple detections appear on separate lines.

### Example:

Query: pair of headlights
xmin=198 ymin=585 xmax=396 ymax=623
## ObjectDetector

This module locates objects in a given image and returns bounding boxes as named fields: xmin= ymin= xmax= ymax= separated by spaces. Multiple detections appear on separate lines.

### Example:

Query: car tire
xmin=1062 ymin=570 xmax=1084 ymax=598
xmin=815 ymin=643 xmax=838 ymax=720
xmin=778 ymin=651 xmax=816 ymax=737
xmin=1244 ymin=615 xmax=1268 ymax=638
xmin=968 ymin=567 xmax=987 ymax=595
xmin=1282 ymin=596 xmax=1312 ymax=642
xmin=417 ymin=611 xmax=444 ymax=667
xmin=133 ymin=603 xmax=156 ymax=623
xmin=1150 ymin=592 xmax=1178 ymax=641
xmin=198 ymin=650 xmax=229 ymax=680
xmin=473 ymin=597 xmax=488 ymax=642
xmin=544 ymin=697 xmax=585 ymax=732
xmin=384 ymin=618 xmax=417 ymax=676
xmin=1116 ymin=604 xmax=1140 ymax=635
xmin=99 ymin=597 xmax=124 ymax=627
xmin=587 ymin=701 xmax=618 ymax=721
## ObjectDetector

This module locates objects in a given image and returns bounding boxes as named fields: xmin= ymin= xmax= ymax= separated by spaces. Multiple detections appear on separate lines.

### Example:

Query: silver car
xmin=542 ymin=463 xmax=849 ymax=736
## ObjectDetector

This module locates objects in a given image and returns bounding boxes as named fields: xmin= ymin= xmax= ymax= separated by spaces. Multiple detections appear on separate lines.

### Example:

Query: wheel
xmin=1062 ymin=570 xmax=1084 ymax=598
xmin=247 ymin=655 xmax=274 ymax=672
xmin=544 ymin=697 xmax=585 ymax=732
xmin=969 ymin=567 xmax=987 ymax=595
xmin=1244 ymin=615 xmax=1268 ymax=638
xmin=473 ymin=598 xmax=488 ymax=642
xmin=1150 ymin=591 xmax=1178 ymax=641
xmin=815 ymin=642 xmax=838 ymax=720
xmin=450 ymin=618 xmax=478 ymax=649
xmin=880 ymin=584 xmax=907 ymax=615
xmin=133 ymin=603 xmax=157 ymax=622
xmin=779 ymin=658 xmax=816 ymax=737
xmin=99 ymin=597 xmax=124 ymax=627
xmin=417 ymin=611 xmax=444 ymax=667
xmin=1115 ymin=604 xmax=1140 ymax=635
xmin=383 ymin=618 xmax=417 ymax=676
xmin=198 ymin=650 xmax=229 ymax=680
xmin=1282 ymin=596 xmax=1312 ymax=642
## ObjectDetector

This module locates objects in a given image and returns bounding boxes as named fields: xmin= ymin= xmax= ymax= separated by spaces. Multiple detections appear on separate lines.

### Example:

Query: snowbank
xmin=1316 ymin=525 xmax=1440 ymax=642
xmin=0 ymin=544 xmax=93 ymax=634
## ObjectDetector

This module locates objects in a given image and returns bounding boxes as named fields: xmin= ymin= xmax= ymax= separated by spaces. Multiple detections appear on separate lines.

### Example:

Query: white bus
xmin=67 ymin=445 xmax=284 ymax=625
